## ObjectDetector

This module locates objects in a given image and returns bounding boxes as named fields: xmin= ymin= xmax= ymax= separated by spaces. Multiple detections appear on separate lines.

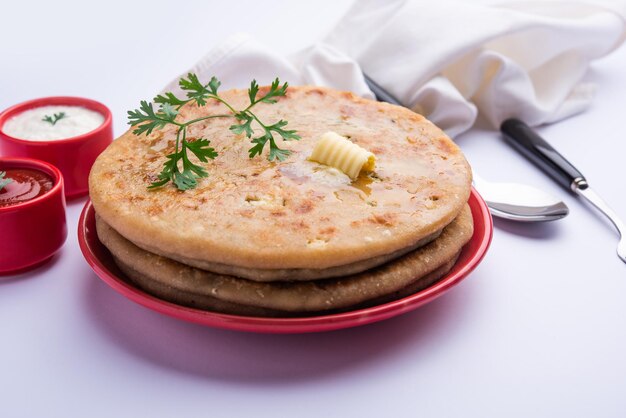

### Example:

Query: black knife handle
xmin=500 ymin=118 xmax=585 ymax=190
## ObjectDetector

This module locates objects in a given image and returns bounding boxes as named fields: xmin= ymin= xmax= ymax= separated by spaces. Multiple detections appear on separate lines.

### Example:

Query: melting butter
xmin=309 ymin=132 xmax=375 ymax=180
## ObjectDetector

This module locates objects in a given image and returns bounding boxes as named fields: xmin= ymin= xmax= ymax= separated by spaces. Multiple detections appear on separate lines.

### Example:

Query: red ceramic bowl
xmin=0 ymin=96 xmax=113 ymax=198
xmin=0 ymin=157 xmax=67 ymax=275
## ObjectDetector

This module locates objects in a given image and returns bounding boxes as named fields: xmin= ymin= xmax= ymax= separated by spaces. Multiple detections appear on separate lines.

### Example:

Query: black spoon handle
xmin=500 ymin=118 xmax=586 ymax=190
xmin=363 ymin=73 xmax=402 ymax=106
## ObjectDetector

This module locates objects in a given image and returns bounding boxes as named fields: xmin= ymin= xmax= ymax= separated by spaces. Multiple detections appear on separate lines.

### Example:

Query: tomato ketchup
xmin=0 ymin=168 xmax=54 ymax=208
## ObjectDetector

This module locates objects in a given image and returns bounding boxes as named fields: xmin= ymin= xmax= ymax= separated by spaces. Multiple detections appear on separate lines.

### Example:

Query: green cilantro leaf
xmin=269 ymin=144 xmax=291 ymax=162
xmin=208 ymin=76 xmax=221 ymax=95
xmin=248 ymin=135 xmax=267 ymax=159
xmin=267 ymin=119 xmax=301 ymax=141
xmin=248 ymin=80 xmax=259 ymax=104
xmin=148 ymin=138 xmax=217 ymax=191
xmin=127 ymin=100 xmax=178 ymax=136
xmin=42 ymin=112 xmax=67 ymax=126
xmin=229 ymin=113 xmax=254 ymax=137
xmin=0 ymin=171 xmax=12 ymax=191
xmin=247 ymin=78 xmax=289 ymax=107
xmin=248 ymin=131 xmax=292 ymax=162
xmin=185 ymin=138 xmax=218 ymax=162
xmin=244 ymin=119 xmax=300 ymax=161
xmin=154 ymin=92 xmax=188 ymax=109
xmin=179 ymin=73 xmax=212 ymax=106
xmin=258 ymin=78 xmax=288 ymax=104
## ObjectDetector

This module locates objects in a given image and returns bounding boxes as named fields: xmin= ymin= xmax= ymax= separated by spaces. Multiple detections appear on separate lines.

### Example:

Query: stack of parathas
xmin=89 ymin=86 xmax=473 ymax=317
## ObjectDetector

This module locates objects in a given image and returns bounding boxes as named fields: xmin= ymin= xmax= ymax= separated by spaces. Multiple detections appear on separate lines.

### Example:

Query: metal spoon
xmin=501 ymin=118 xmax=626 ymax=264
xmin=473 ymin=173 xmax=569 ymax=222
xmin=362 ymin=73 xmax=569 ymax=222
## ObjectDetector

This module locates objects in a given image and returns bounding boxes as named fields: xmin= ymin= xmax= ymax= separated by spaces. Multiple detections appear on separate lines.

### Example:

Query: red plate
xmin=78 ymin=189 xmax=492 ymax=333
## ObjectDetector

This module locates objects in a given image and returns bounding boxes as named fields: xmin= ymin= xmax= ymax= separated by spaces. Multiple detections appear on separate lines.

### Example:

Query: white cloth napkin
xmin=163 ymin=0 xmax=626 ymax=137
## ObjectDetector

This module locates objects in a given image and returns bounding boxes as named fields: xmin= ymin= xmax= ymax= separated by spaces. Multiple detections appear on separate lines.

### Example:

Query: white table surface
xmin=1 ymin=2 xmax=625 ymax=417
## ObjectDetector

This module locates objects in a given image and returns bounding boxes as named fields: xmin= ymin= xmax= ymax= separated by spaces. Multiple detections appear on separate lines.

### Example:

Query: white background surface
xmin=1 ymin=1 xmax=625 ymax=417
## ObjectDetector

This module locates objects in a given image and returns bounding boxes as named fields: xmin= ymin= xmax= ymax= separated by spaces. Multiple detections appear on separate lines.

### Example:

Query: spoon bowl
xmin=472 ymin=174 xmax=569 ymax=222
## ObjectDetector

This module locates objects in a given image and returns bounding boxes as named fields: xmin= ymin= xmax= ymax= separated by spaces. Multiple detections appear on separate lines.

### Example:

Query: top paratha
xmin=89 ymin=86 xmax=471 ymax=270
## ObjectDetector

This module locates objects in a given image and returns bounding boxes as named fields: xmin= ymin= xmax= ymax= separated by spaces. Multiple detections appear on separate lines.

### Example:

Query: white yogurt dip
xmin=2 ymin=105 xmax=105 ymax=141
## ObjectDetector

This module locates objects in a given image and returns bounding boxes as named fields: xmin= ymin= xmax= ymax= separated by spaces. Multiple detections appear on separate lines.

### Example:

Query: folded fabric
xmin=161 ymin=33 xmax=374 ymax=104
xmin=163 ymin=0 xmax=626 ymax=137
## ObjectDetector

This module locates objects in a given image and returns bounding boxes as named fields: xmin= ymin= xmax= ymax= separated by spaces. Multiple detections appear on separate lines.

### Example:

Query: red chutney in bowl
xmin=0 ymin=158 xmax=67 ymax=275
xmin=0 ymin=168 xmax=54 ymax=208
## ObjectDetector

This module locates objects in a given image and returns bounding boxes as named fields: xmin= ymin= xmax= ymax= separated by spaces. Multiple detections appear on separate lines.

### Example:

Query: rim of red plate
xmin=78 ymin=188 xmax=492 ymax=333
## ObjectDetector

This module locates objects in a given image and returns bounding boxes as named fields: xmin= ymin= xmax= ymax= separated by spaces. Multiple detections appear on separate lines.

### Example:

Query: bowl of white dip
xmin=0 ymin=97 xmax=113 ymax=198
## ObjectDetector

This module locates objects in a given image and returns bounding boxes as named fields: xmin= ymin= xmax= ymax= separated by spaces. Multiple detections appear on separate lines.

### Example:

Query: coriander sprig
xmin=147 ymin=128 xmax=218 ymax=190
xmin=129 ymin=73 xmax=299 ymax=191
xmin=42 ymin=112 xmax=67 ymax=126
xmin=0 ymin=171 xmax=12 ymax=192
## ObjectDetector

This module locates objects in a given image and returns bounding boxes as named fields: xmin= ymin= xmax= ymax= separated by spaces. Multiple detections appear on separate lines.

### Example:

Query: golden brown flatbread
xmin=89 ymin=86 xmax=472 ymax=279
xmin=113 ymin=251 xmax=460 ymax=318
xmin=95 ymin=205 xmax=473 ymax=315
xmin=133 ymin=227 xmax=443 ymax=282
